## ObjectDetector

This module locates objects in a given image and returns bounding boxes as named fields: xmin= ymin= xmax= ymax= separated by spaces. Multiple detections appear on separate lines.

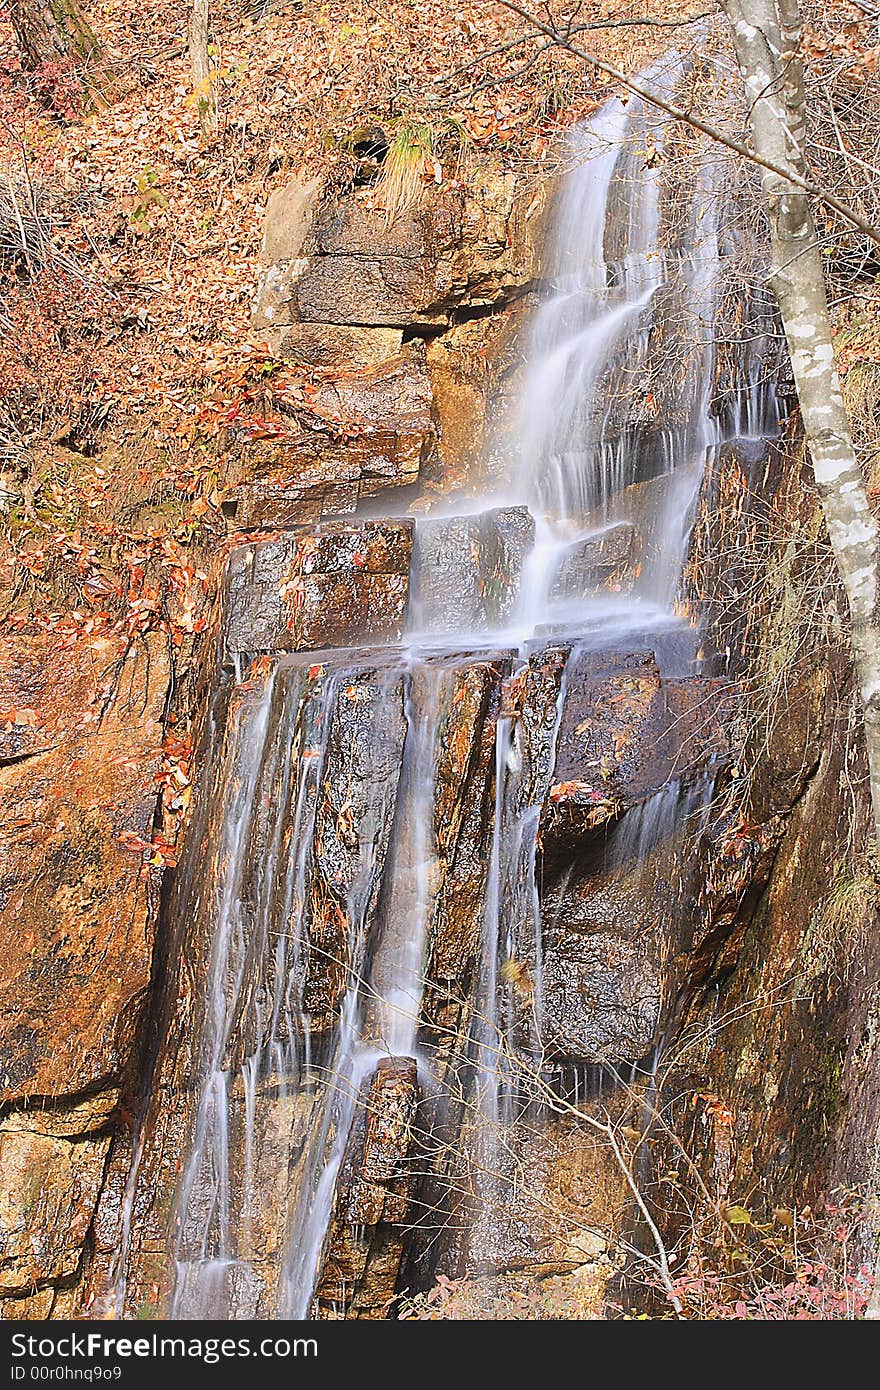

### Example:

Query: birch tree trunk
xmin=189 ymin=0 xmax=218 ymax=138
xmin=721 ymin=0 xmax=880 ymax=843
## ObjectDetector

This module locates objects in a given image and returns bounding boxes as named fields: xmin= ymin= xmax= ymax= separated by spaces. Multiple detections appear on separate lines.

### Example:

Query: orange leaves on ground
xmin=0 ymin=707 xmax=39 ymax=729
xmin=548 ymin=779 xmax=600 ymax=801
xmin=116 ymin=828 xmax=176 ymax=866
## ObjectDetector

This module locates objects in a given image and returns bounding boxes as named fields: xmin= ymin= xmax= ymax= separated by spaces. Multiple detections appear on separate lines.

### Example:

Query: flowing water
xmin=111 ymin=64 xmax=782 ymax=1318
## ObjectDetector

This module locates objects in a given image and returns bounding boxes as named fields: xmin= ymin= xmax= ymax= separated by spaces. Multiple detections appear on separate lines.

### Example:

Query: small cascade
xmin=517 ymin=85 xmax=668 ymax=523
xmin=109 ymin=60 xmax=784 ymax=1318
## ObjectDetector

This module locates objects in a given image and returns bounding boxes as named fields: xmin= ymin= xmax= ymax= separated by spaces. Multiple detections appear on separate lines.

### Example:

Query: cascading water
xmin=109 ymin=62 xmax=783 ymax=1318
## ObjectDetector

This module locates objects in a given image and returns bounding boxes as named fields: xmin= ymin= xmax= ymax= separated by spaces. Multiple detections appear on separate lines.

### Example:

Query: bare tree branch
xmin=495 ymin=0 xmax=880 ymax=246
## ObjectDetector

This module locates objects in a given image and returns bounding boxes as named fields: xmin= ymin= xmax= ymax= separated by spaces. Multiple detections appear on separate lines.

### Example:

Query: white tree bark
xmin=721 ymin=0 xmax=880 ymax=845
xmin=189 ymin=0 xmax=218 ymax=137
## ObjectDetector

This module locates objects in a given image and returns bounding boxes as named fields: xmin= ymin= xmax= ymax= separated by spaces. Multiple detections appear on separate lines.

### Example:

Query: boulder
xmin=412 ymin=506 xmax=534 ymax=632
xmin=252 ymin=175 xmax=323 ymax=331
xmin=223 ymin=518 xmax=413 ymax=658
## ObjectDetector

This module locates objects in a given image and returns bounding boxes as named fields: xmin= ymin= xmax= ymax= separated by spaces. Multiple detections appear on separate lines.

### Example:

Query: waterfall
xmin=111 ymin=67 xmax=782 ymax=1318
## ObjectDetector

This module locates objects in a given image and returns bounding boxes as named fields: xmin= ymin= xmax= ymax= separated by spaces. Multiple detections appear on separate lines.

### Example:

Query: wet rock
xmin=88 ymin=652 xmax=408 ymax=1318
xmin=540 ymin=934 xmax=662 ymax=1062
xmin=0 ymin=632 xmax=168 ymax=1103
xmin=302 ymin=668 xmax=408 ymax=1029
xmin=400 ymin=658 xmax=509 ymax=1290
xmin=420 ymin=658 xmax=510 ymax=1051
xmin=541 ymin=649 xmax=732 ymax=855
xmin=314 ymin=1057 xmax=419 ymax=1318
xmin=550 ymin=523 xmax=638 ymax=600
xmin=515 ymin=644 xmax=736 ymax=1067
xmin=233 ymin=345 xmax=435 ymax=527
xmin=541 ymin=651 xmax=666 ymax=845
xmin=413 ymin=506 xmax=534 ymax=632
xmin=654 ymin=703 xmax=866 ymax=1243
xmin=584 ymin=469 xmax=694 ymax=589
xmin=508 ymin=643 xmax=571 ymax=802
xmin=224 ymin=519 xmax=413 ymax=658
xmin=689 ymin=810 xmax=785 ymax=970
xmin=0 ymin=1097 xmax=115 ymax=1295
xmin=458 ymin=1110 xmax=628 ymax=1285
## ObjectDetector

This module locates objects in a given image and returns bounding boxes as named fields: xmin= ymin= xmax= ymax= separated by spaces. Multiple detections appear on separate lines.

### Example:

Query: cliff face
xmin=0 ymin=136 xmax=876 ymax=1322
xmin=0 ymin=632 xmax=169 ymax=1315
xmin=656 ymin=429 xmax=880 ymax=1286
xmin=0 ymin=165 xmax=545 ymax=1319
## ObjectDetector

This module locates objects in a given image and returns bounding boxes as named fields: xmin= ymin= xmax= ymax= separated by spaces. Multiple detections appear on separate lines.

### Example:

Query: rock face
xmin=254 ymin=177 xmax=538 ymax=333
xmin=234 ymin=344 xmax=436 ymax=528
xmin=242 ymin=173 xmax=542 ymax=524
xmin=223 ymin=518 xmax=413 ymax=658
xmin=7 ymin=142 xmax=868 ymax=1328
xmin=540 ymin=934 xmax=663 ymax=1064
xmin=301 ymin=667 xmax=408 ymax=1031
xmin=0 ymin=633 xmax=168 ymax=1102
xmin=541 ymin=649 xmax=731 ymax=854
xmin=0 ymin=631 xmax=168 ymax=1314
xmin=412 ymin=507 xmax=534 ymax=632
xmin=91 ymin=634 xmax=410 ymax=1316
xmin=0 ymin=1094 xmax=117 ymax=1300
xmin=411 ymin=633 xmax=732 ymax=1081
xmin=550 ymin=523 xmax=639 ymax=600
xmin=642 ymin=427 xmax=880 ymax=1267
xmin=314 ymin=1057 xmax=419 ymax=1319
xmin=420 ymin=657 xmax=510 ymax=1058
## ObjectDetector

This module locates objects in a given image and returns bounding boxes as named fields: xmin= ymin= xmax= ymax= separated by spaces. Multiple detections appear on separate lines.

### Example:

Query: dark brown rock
xmin=233 ymin=346 xmax=436 ymax=527
xmin=420 ymin=658 xmax=510 ymax=1051
xmin=540 ymin=933 xmax=662 ymax=1062
xmin=412 ymin=507 xmax=534 ymax=632
xmin=301 ymin=667 xmax=408 ymax=1030
xmin=223 ymin=519 xmax=413 ymax=658
xmin=550 ymin=522 xmax=638 ymax=600
xmin=541 ymin=649 xmax=732 ymax=853
xmin=314 ymin=1057 xmax=419 ymax=1318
